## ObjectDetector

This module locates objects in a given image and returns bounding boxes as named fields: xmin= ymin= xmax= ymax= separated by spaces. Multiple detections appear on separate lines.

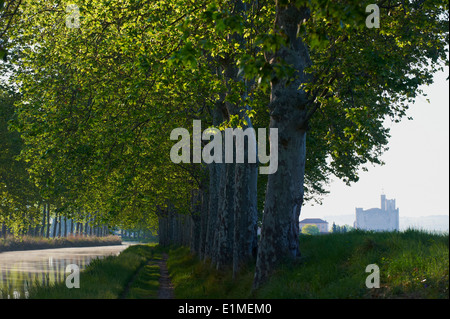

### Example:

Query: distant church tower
xmin=355 ymin=194 xmax=399 ymax=231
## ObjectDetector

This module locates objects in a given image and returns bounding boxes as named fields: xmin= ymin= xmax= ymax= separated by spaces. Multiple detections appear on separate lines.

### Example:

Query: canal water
xmin=0 ymin=244 xmax=132 ymax=299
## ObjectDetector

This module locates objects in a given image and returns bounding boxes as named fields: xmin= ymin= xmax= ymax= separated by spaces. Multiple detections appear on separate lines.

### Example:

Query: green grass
xmin=124 ymin=246 xmax=166 ymax=299
xmin=167 ymin=229 xmax=449 ymax=299
xmin=124 ymin=263 xmax=160 ymax=298
xmin=167 ymin=246 xmax=255 ymax=299
xmin=28 ymin=244 xmax=157 ymax=299
xmin=22 ymin=229 xmax=449 ymax=299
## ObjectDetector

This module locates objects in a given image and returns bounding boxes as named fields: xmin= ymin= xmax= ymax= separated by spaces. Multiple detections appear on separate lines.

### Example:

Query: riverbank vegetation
xmin=27 ymin=244 xmax=158 ymax=299
xmin=167 ymin=229 xmax=449 ymax=299
xmin=0 ymin=235 xmax=122 ymax=252
xmin=24 ymin=230 xmax=448 ymax=299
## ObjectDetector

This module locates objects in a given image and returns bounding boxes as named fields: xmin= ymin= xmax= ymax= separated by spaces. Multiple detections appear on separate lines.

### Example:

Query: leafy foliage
xmin=0 ymin=0 xmax=448 ymax=235
xmin=301 ymin=224 xmax=320 ymax=235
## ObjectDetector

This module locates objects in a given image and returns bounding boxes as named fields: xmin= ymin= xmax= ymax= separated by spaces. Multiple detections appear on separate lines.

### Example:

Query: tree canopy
xmin=0 ymin=0 xmax=448 ymax=287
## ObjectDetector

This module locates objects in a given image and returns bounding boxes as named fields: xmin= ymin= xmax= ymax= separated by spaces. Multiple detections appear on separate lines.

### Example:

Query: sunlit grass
xmin=15 ymin=229 xmax=449 ymax=299
xmin=167 ymin=247 xmax=254 ymax=299
xmin=167 ymin=229 xmax=449 ymax=299
xmin=124 ymin=245 xmax=166 ymax=299
xmin=125 ymin=264 xmax=160 ymax=299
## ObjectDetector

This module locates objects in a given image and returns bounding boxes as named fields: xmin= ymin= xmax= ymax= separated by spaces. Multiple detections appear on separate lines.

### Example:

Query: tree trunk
xmin=157 ymin=206 xmax=166 ymax=246
xmin=190 ymin=189 xmax=202 ymax=254
xmin=168 ymin=209 xmax=174 ymax=246
xmin=46 ymin=204 xmax=50 ymax=238
xmin=58 ymin=215 xmax=62 ymax=237
xmin=215 ymin=161 xmax=235 ymax=270
xmin=70 ymin=218 xmax=74 ymax=236
xmin=205 ymin=160 xmax=224 ymax=262
xmin=253 ymin=2 xmax=311 ymax=289
xmin=198 ymin=186 xmax=209 ymax=259
xmin=62 ymin=216 xmax=66 ymax=237
xmin=84 ymin=219 xmax=88 ymax=236
xmin=220 ymin=0 xmax=259 ymax=274
xmin=203 ymin=140 xmax=221 ymax=260
xmin=233 ymin=160 xmax=258 ymax=277
xmin=40 ymin=204 xmax=46 ymax=237
xmin=52 ymin=212 xmax=58 ymax=238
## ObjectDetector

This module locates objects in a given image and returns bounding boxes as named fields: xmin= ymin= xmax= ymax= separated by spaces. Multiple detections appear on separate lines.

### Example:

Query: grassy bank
xmin=0 ymin=235 xmax=122 ymax=252
xmin=21 ymin=229 xmax=449 ymax=299
xmin=28 ymin=244 xmax=158 ymax=299
xmin=167 ymin=229 xmax=449 ymax=299
xmin=123 ymin=246 xmax=164 ymax=299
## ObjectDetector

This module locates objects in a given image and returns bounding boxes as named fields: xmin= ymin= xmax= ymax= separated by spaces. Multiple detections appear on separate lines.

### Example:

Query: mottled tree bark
xmin=190 ymin=189 xmax=202 ymax=255
xmin=220 ymin=0 xmax=259 ymax=275
xmin=46 ymin=204 xmax=50 ymax=238
xmin=233 ymin=159 xmax=258 ymax=277
xmin=215 ymin=160 xmax=235 ymax=270
xmin=40 ymin=204 xmax=46 ymax=237
xmin=204 ymin=100 xmax=225 ymax=262
xmin=84 ymin=213 xmax=90 ymax=237
xmin=52 ymin=211 xmax=58 ymax=238
xmin=254 ymin=2 xmax=311 ymax=289
xmin=198 ymin=186 xmax=209 ymax=260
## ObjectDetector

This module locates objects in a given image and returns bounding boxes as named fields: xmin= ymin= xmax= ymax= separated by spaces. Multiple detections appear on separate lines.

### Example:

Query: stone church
xmin=354 ymin=194 xmax=399 ymax=231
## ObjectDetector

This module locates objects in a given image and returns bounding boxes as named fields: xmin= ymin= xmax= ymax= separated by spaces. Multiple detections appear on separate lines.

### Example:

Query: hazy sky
xmin=302 ymin=66 xmax=449 ymax=219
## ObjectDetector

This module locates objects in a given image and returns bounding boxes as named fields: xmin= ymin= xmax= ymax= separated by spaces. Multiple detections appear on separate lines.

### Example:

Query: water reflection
xmin=0 ymin=244 xmax=130 ymax=299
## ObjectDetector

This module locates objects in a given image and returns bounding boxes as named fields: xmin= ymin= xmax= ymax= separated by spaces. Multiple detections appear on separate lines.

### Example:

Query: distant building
xmin=354 ymin=194 xmax=399 ymax=231
xmin=299 ymin=218 xmax=329 ymax=234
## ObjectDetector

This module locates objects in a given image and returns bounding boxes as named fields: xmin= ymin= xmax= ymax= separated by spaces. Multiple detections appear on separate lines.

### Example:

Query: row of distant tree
xmin=301 ymin=223 xmax=354 ymax=235
xmin=331 ymin=223 xmax=354 ymax=233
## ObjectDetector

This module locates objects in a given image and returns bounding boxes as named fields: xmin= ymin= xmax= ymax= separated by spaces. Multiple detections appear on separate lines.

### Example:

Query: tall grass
xmin=123 ymin=245 xmax=166 ymax=299
xmin=167 ymin=229 xmax=449 ymax=299
xmin=18 ymin=230 xmax=449 ymax=299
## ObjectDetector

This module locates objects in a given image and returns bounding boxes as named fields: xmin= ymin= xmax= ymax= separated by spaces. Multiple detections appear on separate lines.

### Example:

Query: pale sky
xmin=302 ymin=66 xmax=449 ymax=219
